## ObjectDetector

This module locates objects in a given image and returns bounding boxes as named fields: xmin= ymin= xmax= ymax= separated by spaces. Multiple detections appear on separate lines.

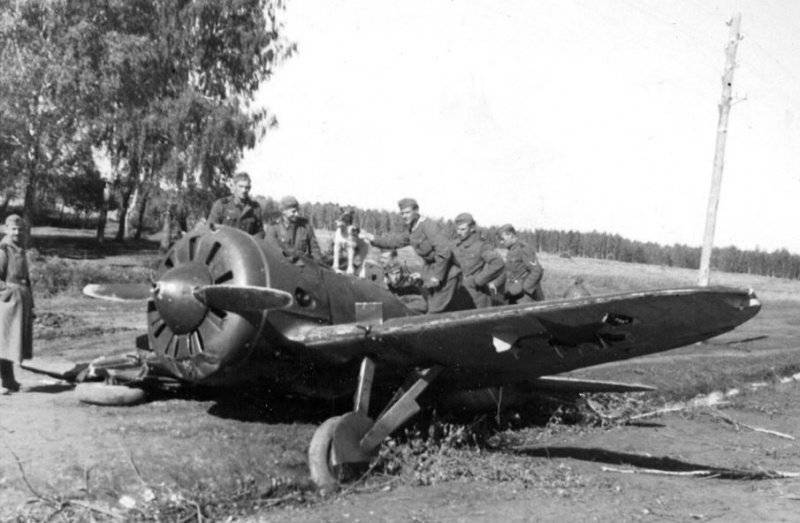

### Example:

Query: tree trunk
xmin=115 ymin=184 xmax=132 ymax=242
xmin=115 ymin=159 xmax=139 ymax=242
xmin=0 ymin=192 xmax=11 ymax=217
xmin=97 ymin=178 xmax=114 ymax=243
xmin=22 ymin=170 xmax=36 ymax=222
xmin=125 ymin=182 xmax=142 ymax=239
xmin=159 ymin=209 xmax=172 ymax=252
xmin=134 ymin=190 xmax=149 ymax=240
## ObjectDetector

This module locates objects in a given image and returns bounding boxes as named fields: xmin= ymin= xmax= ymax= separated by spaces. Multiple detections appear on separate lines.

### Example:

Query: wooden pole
xmin=698 ymin=13 xmax=742 ymax=286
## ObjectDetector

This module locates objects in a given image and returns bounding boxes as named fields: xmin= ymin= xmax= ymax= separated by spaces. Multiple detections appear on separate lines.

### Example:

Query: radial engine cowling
xmin=147 ymin=224 xmax=270 ymax=383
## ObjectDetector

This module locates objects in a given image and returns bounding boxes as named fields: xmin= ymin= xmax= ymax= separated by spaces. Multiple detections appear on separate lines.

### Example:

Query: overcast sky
xmin=240 ymin=0 xmax=800 ymax=253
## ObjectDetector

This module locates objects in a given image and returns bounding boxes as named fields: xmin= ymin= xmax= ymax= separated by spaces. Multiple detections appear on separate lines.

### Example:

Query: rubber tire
xmin=308 ymin=416 xmax=342 ymax=490
xmin=75 ymin=382 xmax=147 ymax=406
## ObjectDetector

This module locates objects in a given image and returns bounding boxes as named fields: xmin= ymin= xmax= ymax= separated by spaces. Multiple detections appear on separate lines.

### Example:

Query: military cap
xmin=454 ymin=212 xmax=475 ymax=226
xmin=279 ymin=195 xmax=299 ymax=210
xmin=5 ymin=214 xmax=24 ymax=227
xmin=397 ymin=198 xmax=419 ymax=210
xmin=497 ymin=223 xmax=517 ymax=235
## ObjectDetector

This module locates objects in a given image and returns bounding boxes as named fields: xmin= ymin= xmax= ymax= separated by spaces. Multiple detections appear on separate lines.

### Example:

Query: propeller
xmin=84 ymin=281 xmax=293 ymax=313
xmin=82 ymin=283 xmax=154 ymax=301
xmin=193 ymin=284 xmax=294 ymax=313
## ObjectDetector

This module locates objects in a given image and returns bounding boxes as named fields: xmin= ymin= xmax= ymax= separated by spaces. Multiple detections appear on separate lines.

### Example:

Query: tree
xmin=1 ymin=0 xmax=293 ymax=240
xmin=0 ymin=1 xmax=95 ymax=224
xmin=86 ymin=0 xmax=293 ymax=241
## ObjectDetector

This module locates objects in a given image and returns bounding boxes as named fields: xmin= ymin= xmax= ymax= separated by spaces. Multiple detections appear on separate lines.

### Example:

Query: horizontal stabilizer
xmin=193 ymin=284 xmax=293 ymax=313
xmin=529 ymin=376 xmax=656 ymax=393
xmin=83 ymin=283 xmax=153 ymax=301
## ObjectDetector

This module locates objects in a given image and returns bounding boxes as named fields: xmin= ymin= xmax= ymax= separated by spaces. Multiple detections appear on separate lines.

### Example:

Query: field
xmin=1 ymin=227 xmax=800 ymax=520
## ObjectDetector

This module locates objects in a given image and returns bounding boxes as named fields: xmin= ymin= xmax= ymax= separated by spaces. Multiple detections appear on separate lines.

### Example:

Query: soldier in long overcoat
xmin=452 ymin=213 xmax=504 ymax=308
xmin=365 ymin=198 xmax=466 ymax=314
xmin=265 ymin=196 xmax=323 ymax=263
xmin=207 ymin=172 xmax=264 ymax=236
xmin=0 ymin=215 xmax=33 ymax=394
xmin=498 ymin=223 xmax=545 ymax=304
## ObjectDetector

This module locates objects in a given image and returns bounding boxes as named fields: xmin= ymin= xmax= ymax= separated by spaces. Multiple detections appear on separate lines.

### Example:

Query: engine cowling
xmin=147 ymin=224 xmax=268 ymax=382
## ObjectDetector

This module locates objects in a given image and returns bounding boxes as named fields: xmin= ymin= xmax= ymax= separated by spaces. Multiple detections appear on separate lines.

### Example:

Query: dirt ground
xmin=2 ymin=241 xmax=800 ymax=520
xmin=0 ymin=295 xmax=798 ymax=521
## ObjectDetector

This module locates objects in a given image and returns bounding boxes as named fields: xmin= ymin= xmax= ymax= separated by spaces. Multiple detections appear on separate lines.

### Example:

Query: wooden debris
xmin=710 ymin=408 xmax=795 ymax=440
xmin=602 ymin=466 xmax=713 ymax=477
xmin=601 ymin=466 xmax=800 ymax=480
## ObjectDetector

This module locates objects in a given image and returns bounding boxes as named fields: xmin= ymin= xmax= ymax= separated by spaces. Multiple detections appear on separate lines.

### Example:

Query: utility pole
xmin=698 ymin=13 xmax=742 ymax=286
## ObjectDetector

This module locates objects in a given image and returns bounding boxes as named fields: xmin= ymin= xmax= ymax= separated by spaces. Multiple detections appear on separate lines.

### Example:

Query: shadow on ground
xmin=512 ymin=446 xmax=785 ymax=479
xmin=22 ymin=383 xmax=75 ymax=394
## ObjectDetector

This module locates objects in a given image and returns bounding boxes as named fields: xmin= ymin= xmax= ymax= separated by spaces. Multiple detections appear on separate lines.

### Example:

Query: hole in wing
xmin=603 ymin=313 xmax=635 ymax=326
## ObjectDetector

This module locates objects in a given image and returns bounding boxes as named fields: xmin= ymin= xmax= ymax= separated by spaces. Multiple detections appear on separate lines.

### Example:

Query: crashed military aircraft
xmin=25 ymin=224 xmax=761 ymax=488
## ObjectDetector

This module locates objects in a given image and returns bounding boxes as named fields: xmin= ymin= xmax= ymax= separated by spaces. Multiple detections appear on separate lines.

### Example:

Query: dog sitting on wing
xmin=332 ymin=208 xmax=369 ymax=276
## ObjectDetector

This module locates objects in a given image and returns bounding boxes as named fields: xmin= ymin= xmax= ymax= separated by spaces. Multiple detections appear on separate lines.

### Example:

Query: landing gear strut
xmin=307 ymin=357 xmax=442 ymax=489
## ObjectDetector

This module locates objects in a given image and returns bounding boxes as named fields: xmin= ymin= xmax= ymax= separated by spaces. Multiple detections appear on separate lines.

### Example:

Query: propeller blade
xmin=193 ymin=285 xmax=294 ymax=312
xmin=83 ymin=283 xmax=153 ymax=301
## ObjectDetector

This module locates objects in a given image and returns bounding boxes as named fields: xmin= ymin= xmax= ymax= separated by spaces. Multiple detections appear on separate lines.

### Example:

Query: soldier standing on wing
xmin=362 ymin=198 xmax=464 ymax=314
xmin=452 ymin=213 xmax=504 ymax=308
xmin=265 ymin=196 xmax=323 ymax=264
xmin=207 ymin=172 xmax=264 ymax=236
xmin=498 ymin=223 xmax=545 ymax=304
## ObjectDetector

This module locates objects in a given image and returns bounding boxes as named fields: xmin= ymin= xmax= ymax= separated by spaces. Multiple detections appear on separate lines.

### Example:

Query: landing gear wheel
xmin=308 ymin=413 xmax=375 ymax=490
xmin=75 ymin=382 xmax=147 ymax=406
xmin=308 ymin=415 xmax=343 ymax=490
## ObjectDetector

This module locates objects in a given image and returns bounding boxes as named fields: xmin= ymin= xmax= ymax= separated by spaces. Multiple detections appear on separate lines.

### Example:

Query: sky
xmin=240 ymin=0 xmax=800 ymax=254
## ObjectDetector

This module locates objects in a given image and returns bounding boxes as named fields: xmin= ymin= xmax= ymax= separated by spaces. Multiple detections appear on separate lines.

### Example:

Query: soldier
xmin=363 ymin=198 xmax=465 ymax=314
xmin=0 ymin=215 xmax=34 ymax=394
xmin=452 ymin=212 xmax=504 ymax=308
xmin=265 ymin=196 xmax=323 ymax=263
xmin=207 ymin=172 xmax=264 ymax=236
xmin=498 ymin=223 xmax=545 ymax=304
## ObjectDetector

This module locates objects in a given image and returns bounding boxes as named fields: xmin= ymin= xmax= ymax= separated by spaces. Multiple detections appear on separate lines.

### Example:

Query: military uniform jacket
xmin=504 ymin=241 xmax=544 ymax=298
xmin=265 ymin=217 xmax=322 ymax=262
xmin=0 ymin=237 xmax=33 ymax=362
xmin=453 ymin=232 xmax=504 ymax=288
xmin=207 ymin=196 xmax=263 ymax=236
xmin=371 ymin=217 xmax=461 ymax=284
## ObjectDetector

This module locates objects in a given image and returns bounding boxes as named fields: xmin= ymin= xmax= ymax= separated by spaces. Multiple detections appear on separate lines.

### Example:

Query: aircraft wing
xmin=287 ymin=287 xmax=760 ymax=389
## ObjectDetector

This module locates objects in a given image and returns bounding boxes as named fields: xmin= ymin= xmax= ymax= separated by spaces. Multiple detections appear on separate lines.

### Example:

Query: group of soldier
xmin=208 ymin=173 xmax=545 ymax=315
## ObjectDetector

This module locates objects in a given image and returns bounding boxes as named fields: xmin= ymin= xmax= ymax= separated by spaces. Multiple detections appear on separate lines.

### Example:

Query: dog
xmin=332 ymin=209 xmax=369 ymax=276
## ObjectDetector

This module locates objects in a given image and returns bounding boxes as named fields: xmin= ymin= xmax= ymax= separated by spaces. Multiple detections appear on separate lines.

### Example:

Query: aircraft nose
xmin=154 ymin=262 xmax=213 ymax=334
